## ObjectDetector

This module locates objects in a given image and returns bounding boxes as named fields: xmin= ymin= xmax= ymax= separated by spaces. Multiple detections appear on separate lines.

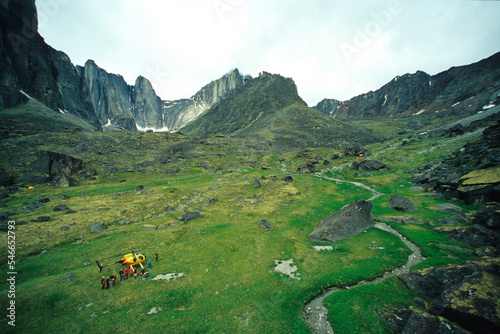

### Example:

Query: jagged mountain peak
xmin=314 ymin=52 xmax=500 ymax=121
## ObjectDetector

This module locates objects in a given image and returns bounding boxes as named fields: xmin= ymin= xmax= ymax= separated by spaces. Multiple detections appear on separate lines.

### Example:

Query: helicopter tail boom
xmin=95 ymin=261 xmax=104 ymax=273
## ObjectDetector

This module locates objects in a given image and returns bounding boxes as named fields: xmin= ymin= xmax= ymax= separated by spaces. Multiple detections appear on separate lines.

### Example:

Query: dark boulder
xmin=34 ymin=151 xmax=83 ymax=177
xmin=252 ymin=179 xmax=262 ymax=188
xmin=0 ymin=167 xmax=13 ymax=187
xmin=343 ymin=146 xmax=367 ymax=157
xmin=399 ymin=257 xmax=500 ymax=334
xmin=297 ymin=163 xmax=316 ymax=175
xmin=15 ymin=174 xmax=49 ymax=186
xmin=470 ymin=203 xmax=500 ymax=229
xmin=434 ymin=203 xmax=463 ymax=213
xmin=402 ymin=215 xmax=424 ymax=225
xmin=309 ymin=200 xmax=374 ymax=243
xmin=179 ymin=212 xmax=201 ymax=222
xmin=449 ymin=123 xmax=465 ymax=136
xmin=458 ymin=183 xmax=500 ymax=205
xmin=283 ymin=176 xmax=294 ymax=182
xmin=450 ymin=224 xmax=498 ymax=247
xmin=90 ymin=222 xmax=106 ymax=234
xmin=53 ymin=174 xmax=79 ymax=187
xmin=389 ymin=195 xmax=417 ymax=212
xmin=381 ymin=309 xmax=470 ymax=334
xmin=256 ymin=219 xmax=273 ymax=231
xmin=81 ymin=169 xmax=98 ymax=178
xmin=36 ymin=216 xmax=50 ymax=222
xmin=28 ymin=151 xmax=83 ymax=187
xmin=54 ymin=204 xmax=69 ymax=212
xmin=351 ymin=160 xmax=388 ymax=171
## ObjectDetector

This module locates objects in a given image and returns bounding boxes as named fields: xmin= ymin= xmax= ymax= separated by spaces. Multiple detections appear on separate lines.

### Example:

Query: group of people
xmin=100 ymin=252 xmax=159 ymax=290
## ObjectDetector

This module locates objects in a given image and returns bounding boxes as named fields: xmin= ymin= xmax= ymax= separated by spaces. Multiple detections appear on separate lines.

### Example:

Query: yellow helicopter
xmin=96 ymin=249 xmax=146 ymax=273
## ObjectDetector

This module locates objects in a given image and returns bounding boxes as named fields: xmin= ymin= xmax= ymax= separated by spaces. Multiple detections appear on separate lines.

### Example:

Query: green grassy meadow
xmin=0 ymin=129 xmax=482 ymax=333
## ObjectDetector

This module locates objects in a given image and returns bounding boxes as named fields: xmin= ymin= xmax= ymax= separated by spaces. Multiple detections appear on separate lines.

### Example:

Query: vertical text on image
xmin=7 ymin=220 xmax=16 ymax=327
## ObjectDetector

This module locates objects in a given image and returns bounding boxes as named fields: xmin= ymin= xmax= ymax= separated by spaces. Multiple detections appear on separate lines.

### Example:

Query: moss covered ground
xmin=0 ymin=128 xmax=484 ymax=333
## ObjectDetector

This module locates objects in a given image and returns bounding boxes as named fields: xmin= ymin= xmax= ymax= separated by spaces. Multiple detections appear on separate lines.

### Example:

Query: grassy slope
xmin=0 ymin=126 xmax=483 ymax=333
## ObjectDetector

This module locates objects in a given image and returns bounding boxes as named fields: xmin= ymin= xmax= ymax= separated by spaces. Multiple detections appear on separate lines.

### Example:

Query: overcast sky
xmin=36 ymin=0 xmax=500 ymax=106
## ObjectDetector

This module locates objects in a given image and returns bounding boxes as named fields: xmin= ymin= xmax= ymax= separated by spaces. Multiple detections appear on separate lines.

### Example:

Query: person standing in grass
xmin=155 ymin=252 xmax=158 ymax=262
xmin=101 ymin=276 xmax=106 ymax=290
xmin=148 ymin=259 xmax=152 ymax=268
xmin=130 ymin=266 xmax=134 ymax=278
xmin=119 ymin=268 xmax=124 ymax=281
xmin=106 ymin=277 xmax=110 ymax=289
xmin=110 ymin=273 xmax=116 ymax=287
xmin=124 ymin=268 xmax=129 ymax=280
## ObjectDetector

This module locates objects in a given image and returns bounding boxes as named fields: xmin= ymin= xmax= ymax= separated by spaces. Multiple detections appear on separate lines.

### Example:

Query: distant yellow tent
xmin=28 ymin=186 xmax=35 ymax=190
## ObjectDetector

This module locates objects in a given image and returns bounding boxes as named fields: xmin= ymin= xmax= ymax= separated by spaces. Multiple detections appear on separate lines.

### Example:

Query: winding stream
xmin=303 ymin=173 xmax=425 ymax=334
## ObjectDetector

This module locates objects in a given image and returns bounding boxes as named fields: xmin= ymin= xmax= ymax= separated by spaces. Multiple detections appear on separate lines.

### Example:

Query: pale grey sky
xmin=36 ymin=0 xmax=500 ymax=106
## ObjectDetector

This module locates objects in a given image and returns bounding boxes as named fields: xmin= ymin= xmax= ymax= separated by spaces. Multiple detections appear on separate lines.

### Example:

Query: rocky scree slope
xmin=315 ymin=52 xmax=500 ymax=121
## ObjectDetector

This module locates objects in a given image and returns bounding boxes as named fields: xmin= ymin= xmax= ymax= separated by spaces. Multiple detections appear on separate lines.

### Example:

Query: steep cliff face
xmin=48 ymin=49 xmax=99 ymax=127
xmin=0 ymin=0 xmax=101 ymax=128
xmin=77 ymin=64 xmax=250 ymax=132
xmin=132 ymin=76 xmax=164 ymax=129
xmin=78 ymin=60 xmax=135 ymax=130
xmin=162 ymin=69 xmax=251 ymax=131
xmin=314 ymin=52 xmax=500 ymax=120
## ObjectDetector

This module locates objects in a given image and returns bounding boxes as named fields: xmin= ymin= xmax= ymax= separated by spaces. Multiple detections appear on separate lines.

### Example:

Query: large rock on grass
xmin=351 ymin=160 xmax=388 ymax=171
xmin=389 ymin=194 xmax=417 ymax=212
xmin=179 ymin=212 xmax=201 ymax=222
xmin=309 ymin=200 xmax=374 ymax=243
xmin=91 ymin=222 xmax=106 ymax=234
xmin=297 ymin=163 xmax=316 ymax=175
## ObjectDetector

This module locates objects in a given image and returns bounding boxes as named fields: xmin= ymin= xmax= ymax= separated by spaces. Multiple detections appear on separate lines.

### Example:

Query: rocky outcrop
xmin=0 ymin=0 xmax=101 ymax=128
xmin=314 ymin=52 xmax=500 ymax=120
xmin=397 ymin=257 xmax=500 ymax=333
xmin=180 ymin=72 xmax=306 ymax=137
xmin=381 ymin=308 xmax=470 ymax=334
xmin=412 ymin=121 xmax=500 ymax=204
xmin=162 ymin=69 xmax=251 ymax=131
xmin=309 ymin=200 xmax=374 ymax=243
xmin=18 ymin=150 xmax=84 ymax=187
